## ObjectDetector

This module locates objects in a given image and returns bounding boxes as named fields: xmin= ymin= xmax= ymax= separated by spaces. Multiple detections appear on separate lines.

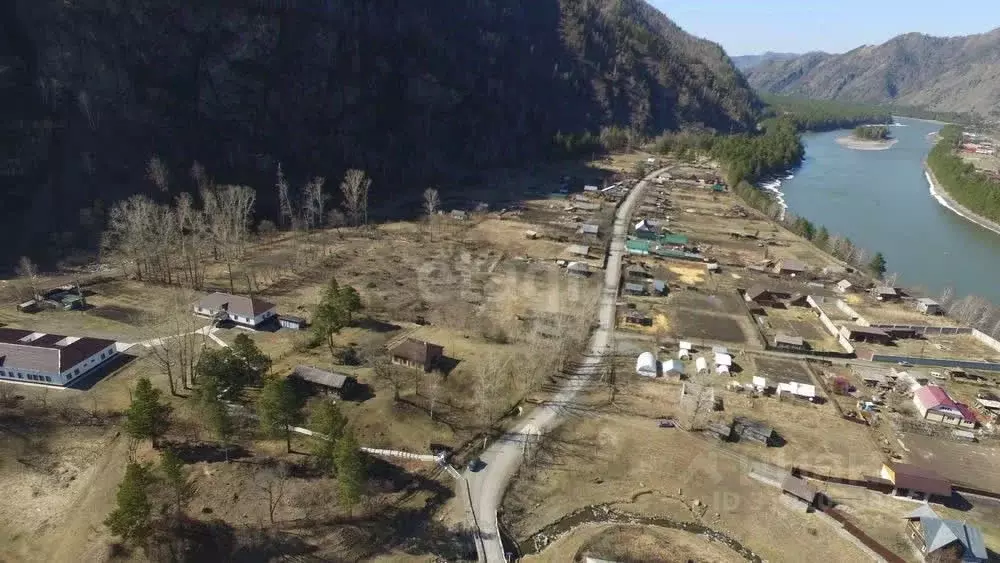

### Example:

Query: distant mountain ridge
xmin=743 ymin=28 xmax=1000 ymax=116
xmin=731 ymin=52 xmax=801 ymax=71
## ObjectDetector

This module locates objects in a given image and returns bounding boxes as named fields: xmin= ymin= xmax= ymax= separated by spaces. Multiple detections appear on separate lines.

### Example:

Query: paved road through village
xmin=464 ymin=167 xmax=665 ymax=562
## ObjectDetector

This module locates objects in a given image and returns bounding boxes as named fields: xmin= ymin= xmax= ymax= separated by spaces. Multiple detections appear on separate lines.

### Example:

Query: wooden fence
xmin=822 ymin=507 xmax=907 ymax=563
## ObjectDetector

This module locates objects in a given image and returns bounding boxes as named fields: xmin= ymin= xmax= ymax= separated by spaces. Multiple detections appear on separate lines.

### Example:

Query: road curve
xmin=464 ymin=167 xmax=666 ymax=562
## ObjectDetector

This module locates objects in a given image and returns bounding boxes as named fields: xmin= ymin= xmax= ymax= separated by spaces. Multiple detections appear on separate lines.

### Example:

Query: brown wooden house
xmin=389 ymin=338 xmax=444 ymax=372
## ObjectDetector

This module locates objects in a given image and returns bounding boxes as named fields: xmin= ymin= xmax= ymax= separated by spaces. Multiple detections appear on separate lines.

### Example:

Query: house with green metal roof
xmin=625 ymin=240 xmax=651 ymax=255
xmin=659 ymin=233 xmax=689 ymax=247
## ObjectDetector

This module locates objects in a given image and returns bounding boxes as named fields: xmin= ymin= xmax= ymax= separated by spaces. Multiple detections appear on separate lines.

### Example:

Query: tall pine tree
xmin=105 ymin=462 xmax=154 ymax=544
xmin=334 ymin=429 xmax=365 ymax=515
xmin=257 ymin=376 xmax=300 ymax=453
xmin=124 ymin=377 xmax=170 ymax=449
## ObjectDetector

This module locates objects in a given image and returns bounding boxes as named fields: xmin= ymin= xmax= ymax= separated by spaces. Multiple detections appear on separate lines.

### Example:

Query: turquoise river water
xmin=770 ymin=117 xmax=1000 ymax=304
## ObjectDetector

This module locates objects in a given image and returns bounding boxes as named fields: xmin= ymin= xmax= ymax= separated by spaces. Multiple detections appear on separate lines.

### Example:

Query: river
xmin=771 ymin=116 xmax=1000 ymax=304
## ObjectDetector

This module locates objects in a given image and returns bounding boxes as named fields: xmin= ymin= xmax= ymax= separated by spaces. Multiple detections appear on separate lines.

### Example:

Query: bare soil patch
xmin=901 ymin=432 xmax=1000 ymax=493
xmin=670 ymin=310 xmax=747 ymax=344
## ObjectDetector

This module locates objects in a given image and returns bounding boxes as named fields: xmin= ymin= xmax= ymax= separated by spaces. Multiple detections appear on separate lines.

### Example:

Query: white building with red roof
xmin=913 ymin=385 xmax=976 ymax=429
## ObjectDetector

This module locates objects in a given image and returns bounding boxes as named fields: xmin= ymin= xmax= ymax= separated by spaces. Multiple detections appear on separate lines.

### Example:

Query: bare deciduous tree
xmin=371 ymin=354 xmax=406 ymax=402
xmin=144 ymin=291 xmax=207 ymax=395
xmin=474 ymin=350 xmax=514 ymax=429
xmin=276 ymin=163 xmax=296 ymax=230
xmin=15 ymin=256 xmax=40 ymax=301
xmin=254 ymin=462 xmax=289 ymax=527
xmin=422 ymin=188 xmax=440 ymax=219
xmin=301 ymin=177 xmax=327 ymax=230
xmin=147 ymin=155 xmax=169 ymax=192
xmin=340 ymin=169 xmax=372 ymax=226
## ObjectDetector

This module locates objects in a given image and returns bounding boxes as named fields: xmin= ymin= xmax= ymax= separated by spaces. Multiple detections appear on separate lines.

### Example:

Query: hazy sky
xmin=651 ymin=0 xmax=998 ymax=56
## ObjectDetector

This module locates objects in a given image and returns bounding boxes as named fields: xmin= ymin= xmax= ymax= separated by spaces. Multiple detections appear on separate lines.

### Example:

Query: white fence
xmin=287 ymin=426 xmax=441 ymax=462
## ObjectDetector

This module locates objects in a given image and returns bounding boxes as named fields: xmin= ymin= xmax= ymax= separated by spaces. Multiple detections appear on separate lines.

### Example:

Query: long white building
xmin=0 ymin=328 xmax=118 ymax=386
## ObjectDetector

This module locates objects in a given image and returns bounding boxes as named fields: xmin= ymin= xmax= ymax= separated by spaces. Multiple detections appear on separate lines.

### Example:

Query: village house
xmin=774 ymin=333 xmax=807 ymax=351
xmin=566 ymin=244 xmax=590 ymax=257
xmin=583 ymin=184 xmax=599 ymax=192
xmin=706 ymin=421 xmax=734 ymax=441
xmin=625 ymin=239 xmax=651 ymax=255
xmin=733 ymin=416 xmax=777 ymax=446
xmin=744 ymin=285 xmax=792 ymax=308
xmin=634 ymin=219 xmax=660 ymax=239
xmin=840 ymin=324 xmax=892 ymax=345
xmin=903 ymin=505 xmax=987 ymax=563
xmin=659 ymin=233 xmax=689 ymax=248
xmin=450 ymin=209 xmax=468 ymax=221
xmin=777 ymin=381 xmax=817 ymax=401
xmin=624 ymin=283 xmax=646 ymax=296
xmin=278 ymin=315 xmax=307 ymax=330
xmin=389 ymin=338 xmax=444 ymax=372
xmin=194 ymin=292 xmax=277 ymax=328
xmin=625 ymin=265 xmax=650 ymax=280
xmin=871 ymin=286 xmax=899 ymax=301
xmin=0 ymin=328 xmax=118 ymax=386
xmin=566 ymin=262 xmax=591 ymax=277
xmin=913 ymin=385 xmax=977 ymax=428
xmin=773 ymin=260 xmax=807 ymax=277
xmin=880 ymin=462 xmax=952 ymax=501
xmin=835 ymin=279 xmax=853 ymax=294
xmin=288 ymin=365 xmax=357 ymax=398
xmin=652 ymin=280 xmax=667 ymax=296
xmin=624 ymin=310 xmax=652 ymax=326
xmin=781 ymin=474 xmax=821 ymax=510
xmin=917 ymin=298 xmax=942 ymax=315
xmin=579 ymin=223 xmax=600 ymax=236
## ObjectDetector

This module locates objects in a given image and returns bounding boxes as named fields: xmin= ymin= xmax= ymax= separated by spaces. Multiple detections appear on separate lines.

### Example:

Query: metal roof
xmin=196 ymin=292 xmax=276 ymax=319
xmin=781 ymin=474 xmax=818 ymax=502
xmin=920 ymin=516 xmax=987 ymax=560
xmin=0 ymin=328 xmax=116 ymax=374
xmin=775 ymin=334 xmax=805 ymax=347
xmin=659 ymin=233 xmax=689 ymax=245
xmin=566 ymin=244 xmax=590 ymax=255
xmin=290 ymin=366 xmax=350 ymax=389
xmin=580 ymin=224 xmax=599 ymax=235
xmin=887 ymin=463 xmax=952 ymax=496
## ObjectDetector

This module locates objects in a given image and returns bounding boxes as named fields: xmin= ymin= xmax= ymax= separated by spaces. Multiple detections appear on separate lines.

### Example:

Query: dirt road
xmin=464 ymin=167 xmax=665 ymax=562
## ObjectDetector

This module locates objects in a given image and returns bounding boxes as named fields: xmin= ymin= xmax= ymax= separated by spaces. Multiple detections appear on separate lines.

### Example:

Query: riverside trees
xmin=927 ymin=124 xmax=1000 ymax=223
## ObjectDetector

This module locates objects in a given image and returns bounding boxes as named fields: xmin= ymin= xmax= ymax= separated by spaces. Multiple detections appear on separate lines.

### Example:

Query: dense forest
xmin=852 ymin=125 xmax=891 ymax=141
xmin=653 ymin=117 xmax=803 ymax=186
xmin=0 ymin=0 xmax=760 ymax=268
xmin=927 ymin=125 xmax=1000 ymax=223
xmin=760 ymin=95 xmax=891 ymax=132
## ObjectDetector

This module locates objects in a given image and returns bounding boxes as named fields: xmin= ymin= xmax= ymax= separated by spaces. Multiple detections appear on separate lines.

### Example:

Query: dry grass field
xmin=0 ymin=188 xmax=608 ymax=562
xmin=502 ymin=378 xmax=877 ymax=563
xmin=756 ymin=306 xmax=842 ymax=352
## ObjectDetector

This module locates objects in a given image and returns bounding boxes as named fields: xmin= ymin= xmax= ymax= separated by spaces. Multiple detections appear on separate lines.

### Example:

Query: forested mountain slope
xmin=0 ymin=0 xmax=758 ymax=266
xmin=744 ymin=28 xmax=1000 ymax=117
